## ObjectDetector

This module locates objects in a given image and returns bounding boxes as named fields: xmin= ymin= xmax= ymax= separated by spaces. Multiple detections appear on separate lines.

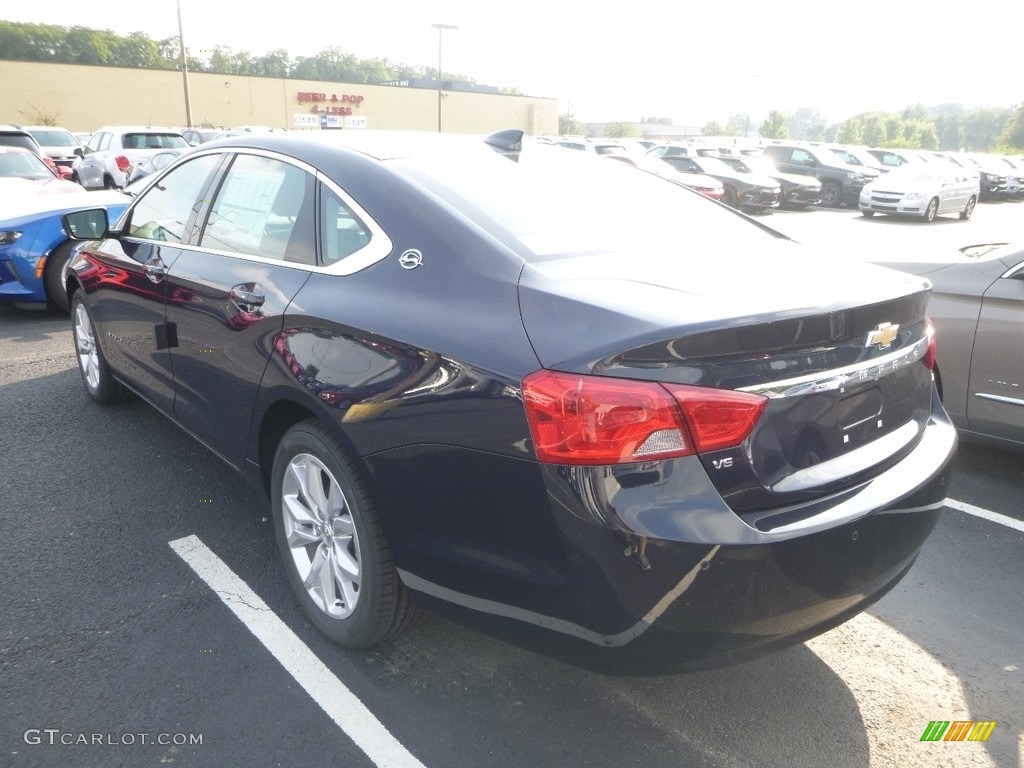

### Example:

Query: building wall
xmin=0 ymin=60 xmax=558 ymax=135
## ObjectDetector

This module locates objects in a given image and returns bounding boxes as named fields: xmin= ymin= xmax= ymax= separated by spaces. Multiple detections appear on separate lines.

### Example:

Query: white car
xmin=859 ymin=162 xmax=977 ymax=222
xmin=74 ymin=126 xmax=188 ymax=190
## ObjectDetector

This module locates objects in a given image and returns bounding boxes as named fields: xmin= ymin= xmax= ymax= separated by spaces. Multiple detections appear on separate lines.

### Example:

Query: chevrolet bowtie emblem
xmin=866 ymin=322 xmax=899 ymax=350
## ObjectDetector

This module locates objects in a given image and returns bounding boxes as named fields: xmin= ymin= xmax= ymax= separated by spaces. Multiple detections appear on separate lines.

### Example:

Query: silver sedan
xmin=859 ymin=162 xmax=977 ymax=222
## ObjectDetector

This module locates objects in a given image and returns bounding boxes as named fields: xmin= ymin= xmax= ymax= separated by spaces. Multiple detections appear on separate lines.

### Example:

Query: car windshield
xmin=27 ymin=129 xmax=78 ymax=147
xmin=691 ymin=156 xmax=732 ymax=174
xmin=394 ymin=143 xmax=779 ymax=259
xmin=736 ymin=157 xmax=778 ymax=175
xmin=122 ymin=133 xmax=189 ymax=150
xmin=0 ymin=152 xmax=53 ymax=180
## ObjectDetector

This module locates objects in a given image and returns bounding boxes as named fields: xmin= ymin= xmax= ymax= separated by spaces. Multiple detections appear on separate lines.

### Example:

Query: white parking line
xmin=947 ymin=498 xmax=1024 ymax=533
xmin=169 ymin=535 xmax=427 ymax=768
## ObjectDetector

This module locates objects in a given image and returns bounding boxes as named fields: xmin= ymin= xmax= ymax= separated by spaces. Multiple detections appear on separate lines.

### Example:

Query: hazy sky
xmin=4 ymin=1 xmax=1023 ymax=126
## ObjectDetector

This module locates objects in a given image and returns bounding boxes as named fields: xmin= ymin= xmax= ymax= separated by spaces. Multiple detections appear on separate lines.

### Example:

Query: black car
xmin=61 ymin=130 xmax=956 ymax=669
xmin=716 ymin=155 xmax=822 ymax=208
xmin=761 ymin=144 xmax=879 ymax=207
xmin=660 ymin=155 xmax=781 ymax=211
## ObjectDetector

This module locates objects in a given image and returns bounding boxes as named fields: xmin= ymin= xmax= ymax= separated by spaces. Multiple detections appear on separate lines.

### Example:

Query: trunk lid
xmin=518 ymin=242 xmax=935 ymax=513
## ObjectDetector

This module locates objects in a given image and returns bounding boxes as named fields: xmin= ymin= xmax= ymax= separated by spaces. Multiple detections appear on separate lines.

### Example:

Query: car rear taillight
xmin=114 ymin=155 xmax=131 ymax=173
xmin=923 ymin=320 xmax=937 ymax=371
xmin=662 ymin=384 xmax=767 ymax=453
xmin=522 ymin=370 xmax=766 ymax=465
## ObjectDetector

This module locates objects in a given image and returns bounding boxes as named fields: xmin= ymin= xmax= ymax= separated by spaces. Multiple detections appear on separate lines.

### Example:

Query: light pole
xmin=431 ymin=23 xmax=457 ymax=132
xmin=177 ymin=0 xmax=193 ymax=127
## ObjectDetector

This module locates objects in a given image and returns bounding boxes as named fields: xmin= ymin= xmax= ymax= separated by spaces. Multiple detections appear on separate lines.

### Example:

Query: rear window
xmin=121 ymin=133 xmax=189 ymax=150
xmin=394 ymin=143 xmax=782 ymax=260
xmin=0 ymin=134 xmax=39 ymax=153
xmin=0 ymin=151 xmax=52 ymax=180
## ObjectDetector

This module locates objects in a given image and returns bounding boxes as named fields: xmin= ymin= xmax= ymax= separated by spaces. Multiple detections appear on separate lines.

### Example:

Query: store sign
xmin=344 ymin=116 xmax=368 ymax=129
xmin=293 ymin=114 xmax=319 ymax=127
xmin=298 ymin=91 xmax=365 ymax=116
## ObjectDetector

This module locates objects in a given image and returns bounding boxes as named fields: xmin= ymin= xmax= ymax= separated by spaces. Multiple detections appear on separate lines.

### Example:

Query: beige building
xmin=0 ymin=60 xmax=558 ymax=136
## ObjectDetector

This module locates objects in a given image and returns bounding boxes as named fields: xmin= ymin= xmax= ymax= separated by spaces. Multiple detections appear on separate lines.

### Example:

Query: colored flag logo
xmin=920 ymin=721 xmax=997 ymax=742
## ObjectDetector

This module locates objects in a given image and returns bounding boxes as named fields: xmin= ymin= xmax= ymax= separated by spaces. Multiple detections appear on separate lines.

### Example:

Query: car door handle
xmin=144 ymin=256 xmax=167 ymax=283
xmin=229 ymin=284 xmax=265 ymax=313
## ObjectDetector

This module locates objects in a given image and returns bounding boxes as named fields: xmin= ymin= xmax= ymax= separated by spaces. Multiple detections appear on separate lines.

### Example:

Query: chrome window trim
xmin=739 ymin=335 xmax=930 ymax=399
xmin=124 ymin=146 xmax=393 ymax=276
xmin=1000 ymin=259 xmax=1024 ymax=280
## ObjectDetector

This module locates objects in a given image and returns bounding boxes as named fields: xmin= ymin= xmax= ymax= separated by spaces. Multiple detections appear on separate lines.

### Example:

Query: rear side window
xmin=319 ymin=185 xmax=371 ymax=265
xmin=200 ymin=155 xmax=316 ymax=264
xmin=127 ymin=155 xmax=222 ymax=243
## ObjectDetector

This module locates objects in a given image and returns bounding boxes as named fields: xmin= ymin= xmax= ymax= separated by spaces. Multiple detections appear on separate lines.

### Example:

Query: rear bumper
xmin=373 ymin=390 xmax=955 ymax=667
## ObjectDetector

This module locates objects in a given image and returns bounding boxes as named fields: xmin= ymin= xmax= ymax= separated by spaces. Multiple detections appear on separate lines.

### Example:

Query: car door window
xmin=200 ymin=155 xmax=316 ymax=264
xmin=126 ymin=155 xmax=222 ymax=243
xmin=320 ymin=184 xmax=371 ymax=265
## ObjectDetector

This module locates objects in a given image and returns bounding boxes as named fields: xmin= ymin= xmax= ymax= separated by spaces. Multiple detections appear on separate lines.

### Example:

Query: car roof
xmin=206 ymin=129 xmax=510 ymax=163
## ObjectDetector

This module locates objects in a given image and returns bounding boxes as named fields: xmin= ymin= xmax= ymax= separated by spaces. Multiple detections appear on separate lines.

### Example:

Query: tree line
xmin=566 ymin=102 xmax=1024 ymax=153
xmin=0 ymin=20 xmax=467 ymax=85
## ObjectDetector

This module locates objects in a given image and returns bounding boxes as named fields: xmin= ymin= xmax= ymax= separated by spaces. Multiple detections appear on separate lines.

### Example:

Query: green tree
xmin=787 ymin=108 xmax=825 ymax=141
xmin=559 ymin=114 xmax=584 ymax=135
xmin=725 ymin=113 xmax=747 ymax=137
xmin=759 ymin=111 xmax=789 ymax=139
xmin=702 ymin=120 xmax=725 ymax=136
xmin=995 ymin=103 xmax=1024 ymax=151
xmin=961 ymin=107 xmax=1010 ymax=151
xmin=604 ymin=121 xmax=638 ymax=138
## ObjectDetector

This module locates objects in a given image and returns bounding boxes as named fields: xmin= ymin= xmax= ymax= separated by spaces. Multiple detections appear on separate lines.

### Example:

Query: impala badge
xmin=399 ymin=249 xmax=423 ymax=270
xmin=866 ymin=322 xmax=898 ymax=350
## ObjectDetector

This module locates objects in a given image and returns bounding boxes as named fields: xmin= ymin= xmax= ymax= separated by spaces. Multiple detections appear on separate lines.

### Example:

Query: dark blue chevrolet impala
xmin=61 ymin=130 xmax=956 ymax=670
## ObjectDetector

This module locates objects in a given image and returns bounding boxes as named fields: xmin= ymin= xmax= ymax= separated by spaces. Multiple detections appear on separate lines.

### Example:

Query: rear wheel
xmin=960 ymin=195 xmax=976 ymax=220
xmin=44 ymin=241 xmax=76 ymax=313
xmin=271 ymin=420 xmax=418 ymax=648
xmin=923 ymin=197 xmax=939 ymax=222
xmin=71 ymin=292 xmax=122 ymax=404
xmin=103 ymin=175 xmax=119 ymax=190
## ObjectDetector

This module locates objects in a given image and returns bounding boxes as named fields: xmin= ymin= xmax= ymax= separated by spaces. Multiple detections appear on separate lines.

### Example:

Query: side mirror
xmin=74 ymin=147 xmax=85 ymax=158
xmin=62 ymin=208 xmax=112 ymax=240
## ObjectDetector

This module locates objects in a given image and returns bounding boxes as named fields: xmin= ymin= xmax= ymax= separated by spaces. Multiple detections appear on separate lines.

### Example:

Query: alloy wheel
xmin=281 ymin=453 xmax=362 ymax=619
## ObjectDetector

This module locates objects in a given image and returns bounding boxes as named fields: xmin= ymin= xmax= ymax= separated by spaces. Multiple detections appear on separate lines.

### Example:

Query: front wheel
xmin=722 ymin=186 xmax=738 ymax=208
xmin=71 ymin=292 xmax=122 ymax=404
xmin=820 ymin=182 xmax=842 ymax=207
xmin=860 ymin=209 xmax=875 ymax=218
xmin=960 ymin=195 xmax=976 ymax=220
xmin=271 ymin=421 xmax=418 ymax=648
xmin=923 ymin=197 xmax=939 ymax=223
xmin=44 ymin=241 xmax=76 ymax=313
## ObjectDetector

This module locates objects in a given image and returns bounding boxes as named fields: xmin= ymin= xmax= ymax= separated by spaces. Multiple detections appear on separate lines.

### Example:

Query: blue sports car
xmin=0 ymin=147 xmax=129 ymax=311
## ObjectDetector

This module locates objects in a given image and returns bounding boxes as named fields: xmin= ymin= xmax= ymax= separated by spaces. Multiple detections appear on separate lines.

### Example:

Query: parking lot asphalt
xmin=1 ymin=200 xmax=1022 ymax=768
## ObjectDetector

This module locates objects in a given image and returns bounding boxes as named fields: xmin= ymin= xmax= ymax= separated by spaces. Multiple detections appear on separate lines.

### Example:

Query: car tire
xmin=271 ymin=420 xmax=419 ymax=648
xmin=71 ymin=292 xmax=123 ymax=404
xmin=960 ymin=195 xmax=976 ymax=220
xmin=722 ymin=186 xmax=738 ymax=208
xmin=861 ymin=209 xmax=875 ymax=218
xmin=923 ymin=197 xmax=939 ymax=223
xmin=103 ymin=175 xmax=119 ymax=191
xmin=44 ymin=241 xmax=76 ymax=313
xmin=820 ymin=182 xmax=842 ymax=207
